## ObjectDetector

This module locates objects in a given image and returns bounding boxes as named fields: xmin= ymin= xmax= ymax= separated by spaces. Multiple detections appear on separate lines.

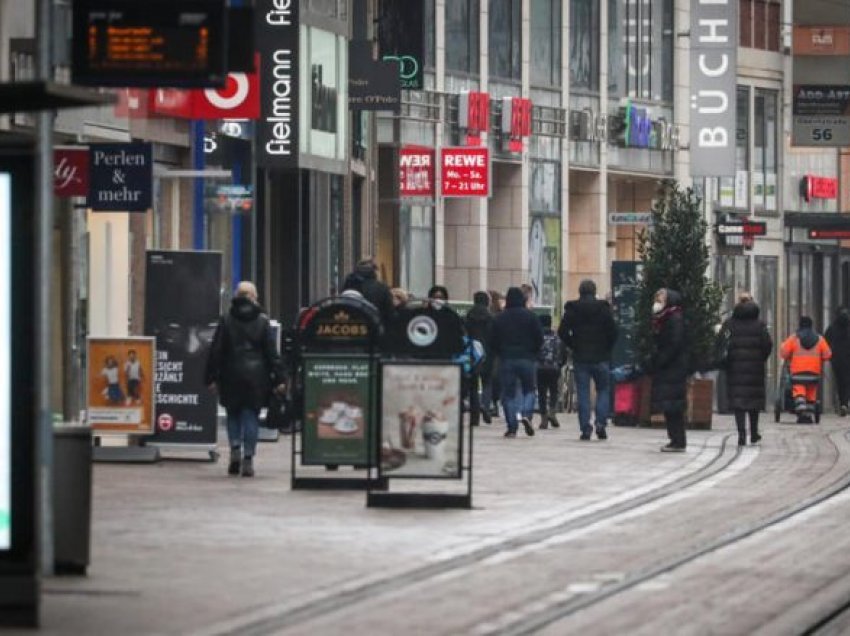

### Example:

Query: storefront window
xmin=399 ymin=205 xmax=434 ymax=297
xmin=571 ymin=0 xmax=598 ymax=91
xmin=608 ymin=0 xmax=673 ymax=101
xmin=446 ymin=0 xmax=480 ymax=75
xmin=741 ymin=0 xmax=780 ymax=51
xmin=302 ymin=27 xmax=348 ymax=161
xmin=530 ymin=160 xmax=561 ymax=213
xmin=531 ymin=0 xmax=561 ymax=87
xmin=489 ymin=0 xmax=521 ymax=81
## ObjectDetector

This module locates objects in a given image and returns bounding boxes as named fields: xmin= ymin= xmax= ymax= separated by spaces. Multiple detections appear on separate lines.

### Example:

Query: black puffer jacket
xmin=825 ymin=311 xmax=850 ymax=374
xmin=559 ymin=295 xmax=618 ymax=363
xmin=650 ymin=290 xmax=688 ymax=413
xmin=465 ymin=303 xmax=494 ymax=373
xmin=205 ymin=297 xmax=284 ymax=411
xmin=489 ymin=288 xmax=544 ymax=361
xmin=343 ymin=263 xmax=394 ymax=322
xmin=724 ymin=301 xmax=772 ymax=411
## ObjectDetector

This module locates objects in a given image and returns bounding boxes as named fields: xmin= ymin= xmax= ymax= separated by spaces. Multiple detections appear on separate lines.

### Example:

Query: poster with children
xmin=87 ymin=337 xmax=155 ymax=434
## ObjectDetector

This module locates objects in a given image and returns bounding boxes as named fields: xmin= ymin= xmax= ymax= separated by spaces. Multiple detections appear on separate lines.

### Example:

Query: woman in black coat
xmin=650 ymin=288 xmax=688 ymax=452
xmin=825 ymin=307 xmax=850 ymax=416
xmin=723 ymin=296 xmax=772 ymax=445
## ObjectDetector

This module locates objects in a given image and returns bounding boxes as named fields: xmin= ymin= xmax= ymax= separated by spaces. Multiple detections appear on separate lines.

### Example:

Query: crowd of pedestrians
xmin=206 ymin=257 xmax=850 ymax=475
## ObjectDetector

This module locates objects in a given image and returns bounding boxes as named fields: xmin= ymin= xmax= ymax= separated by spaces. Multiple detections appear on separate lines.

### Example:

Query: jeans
xmin=574 ymin=361 xmax=611 ymax=434
xmin=499 ymin=358 xmax=537 ymax=433
xmin=226 ymin=407 xmax=260 ymax=457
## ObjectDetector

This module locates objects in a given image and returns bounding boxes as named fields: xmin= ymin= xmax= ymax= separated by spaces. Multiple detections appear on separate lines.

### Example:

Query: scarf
xmin=652 ymin=305 xmax=682 ymax=333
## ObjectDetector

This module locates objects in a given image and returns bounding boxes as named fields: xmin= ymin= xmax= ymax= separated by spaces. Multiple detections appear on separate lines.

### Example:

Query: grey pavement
xmin=28 ymin=413 xmax=850 ymax=635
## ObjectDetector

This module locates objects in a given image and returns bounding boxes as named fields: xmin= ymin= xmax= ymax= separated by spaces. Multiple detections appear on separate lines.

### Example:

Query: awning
xmin=0 ymin=81 xmax=114 ymax=113
xmin=784 ymin=212 xmax=850 ymax=230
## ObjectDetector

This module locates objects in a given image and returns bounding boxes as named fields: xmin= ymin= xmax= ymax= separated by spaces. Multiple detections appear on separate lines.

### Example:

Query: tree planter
xmin=638 ymin=375 xmax=714 ymax=430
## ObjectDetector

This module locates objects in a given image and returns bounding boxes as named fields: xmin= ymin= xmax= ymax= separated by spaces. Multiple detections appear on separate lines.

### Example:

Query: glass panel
xmin=399 ymin=205 xmax=434 ymax=297
xmin=801 ymin=253 xmax=813 ymax=319
xmin=424 ymin=0 xmax=435 ymax=68
xmin=489 ymin=0 xmax=521 ymax=80
xmin=608 ymin=0 xmax=622 ymax=96
xmin=530 ymin=160 xmax=560 ymax=213
xmin=736 ymin=86 xmax=749 ymax=171
xmin=754 ymin=92 xmax=765 ymax=172
xmin=571 ymin=0 xmax=597 ymax=91
xmin=755 ymin=256 xmax=778 ymax=402
xmin=531 ymin=0 xmax=561 ymax=87
xmin=446 ymin=0 xmax=480 ymax=74
xmin=764 ymin=90 xmax=777 ymax=172
xmin=740 ymin=0 xmax=753 ymax=48
xmin=824 ymin=255 xmax=834 ymax=333
xmin=754 ymin=0 xmax=767 ymax=50
xmin=788 ymin=253 xmax=799 ymax=330
xmin=767 ymin=1 xmax=780 ymax=51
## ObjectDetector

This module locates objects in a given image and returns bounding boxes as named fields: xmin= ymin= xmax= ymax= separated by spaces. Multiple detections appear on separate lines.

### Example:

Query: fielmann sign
xmin=689 ymin=0 xmax=737 ymax=178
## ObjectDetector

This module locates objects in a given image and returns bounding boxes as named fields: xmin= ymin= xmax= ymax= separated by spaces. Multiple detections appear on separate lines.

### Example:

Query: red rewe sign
xmin=399 ymin=146 xmax=435 ymax=198
xmin=53 ymin=148 xmax=90 ymax=197
xmin=441 ymin=147 xmax=489 ymax=197
xmin=459 ymin=92 xmax=490 ymax=146
xmin=509 ymin=97 xmax=532 ymax=152
xmin=804 ymin=175 xmax=838 ymax=201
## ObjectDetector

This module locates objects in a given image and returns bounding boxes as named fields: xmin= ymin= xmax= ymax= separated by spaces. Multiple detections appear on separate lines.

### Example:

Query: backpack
xmin=538 ymin=332 xmax=562 ymax=371
xmin=714 ymin=323 xmax=732 ymax=370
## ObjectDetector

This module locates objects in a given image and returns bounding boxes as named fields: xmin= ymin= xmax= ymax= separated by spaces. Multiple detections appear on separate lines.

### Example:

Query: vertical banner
xmin=611 ymin=261 xmax=642 ymax=368
xmin=690 ymin=0 xmax=737 ymax=177
xmin=256 ymin=0 xmax=300 ymax=168
xmin=144 ymin=251 xmax=222 ymax=445
xmin=87 ymin=338 xmax=155 ymax=434
xmin=528 ymin=215 xmax=561 ymax=311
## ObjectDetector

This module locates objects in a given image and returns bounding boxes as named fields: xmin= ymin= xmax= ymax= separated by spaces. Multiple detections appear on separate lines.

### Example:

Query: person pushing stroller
xmin=780 ymin=316 xmax=832 ymax=424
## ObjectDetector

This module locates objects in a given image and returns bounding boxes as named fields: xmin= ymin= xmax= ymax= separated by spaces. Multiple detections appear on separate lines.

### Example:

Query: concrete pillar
xmin=87 ymin=212 xmax=130 ymax=337
xmin=568 ymin=171 xmax=607 ymax=296
xmin=488 ymin=163 xmax=526 ymax=293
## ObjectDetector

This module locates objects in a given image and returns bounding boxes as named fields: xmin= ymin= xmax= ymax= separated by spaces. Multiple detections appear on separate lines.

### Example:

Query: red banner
xmin=441 ymin=147 xmax=489 ymax=197
xmin=53 ymin=148 xmax=90 ymax=198
xmin=509 ymin=97 xmax=532 ymax=152
xmin=804 ymin=175 xmax=838 ymax=201
xmin=114 ymin=89 xmax=153 ymax=119
xmin=460 ymin=92 xmax=490 ymax=146
xmin=399 ymin=146 xmax=435 ymax=198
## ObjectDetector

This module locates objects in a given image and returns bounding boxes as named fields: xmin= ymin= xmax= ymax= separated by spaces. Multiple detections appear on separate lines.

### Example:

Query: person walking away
xmin=649 ymin=289 xmax=688 ymax=452
xmin=488 ymin=290 xmax=505 ymax=418
xmin=780 ymin=316 xmax=832 ymax=424
xmin=465 ymin=291 xmax=494 ymax=425
xmin=825 ymin=307 xmax=850 ymax=416
xmin=489 ymin=287 xmax=544 ymax=437
xmin=559 ymin=279 xmax=618 ymax=441
xmin=206 ymin=281 xmax=286 ymax=477
xmin=722 ymin=293 xmax=772 ymax=445
xmin=537 ymin=314 xmax=565 ymax=429
xmin=342 ymin=258 xmax=394 ymax=322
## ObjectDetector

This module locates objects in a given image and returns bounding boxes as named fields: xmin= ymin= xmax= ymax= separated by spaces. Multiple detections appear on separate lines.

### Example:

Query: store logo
xmin=407 ymin=316 xmax=438 ymax=347
xmin=382 ymin=54 xmax=420 ymax=88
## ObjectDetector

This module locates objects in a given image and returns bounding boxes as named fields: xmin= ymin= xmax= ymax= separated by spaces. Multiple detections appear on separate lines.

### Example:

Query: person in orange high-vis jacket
xmin=780 ymin=316 xmax=832 ymax=423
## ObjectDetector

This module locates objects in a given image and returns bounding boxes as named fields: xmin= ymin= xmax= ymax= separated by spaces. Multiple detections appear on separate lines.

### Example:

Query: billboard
xmin=87 ymin=338 xmax=155 ymax=435
xmin=689 ymin=0 xmax=738 ymax=177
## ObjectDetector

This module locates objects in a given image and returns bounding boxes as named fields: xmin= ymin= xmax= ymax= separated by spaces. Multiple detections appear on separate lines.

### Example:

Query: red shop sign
xmin=441 ymin=147 xmax=490 ymax=198
xmin=804 ymin=175 xmax=838 ymax=201
xmin=508 ymin=97 xmax=532 ymax=152
xmin=53 ymin=147 xmax=90 ymax=198
xmin=459 ymin=92 xmax=490 ymax=146
xmin=399 ymin=146 xmax=435 ymax=198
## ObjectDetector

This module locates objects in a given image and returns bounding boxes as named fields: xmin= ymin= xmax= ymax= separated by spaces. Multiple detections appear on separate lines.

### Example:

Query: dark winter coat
xmin=724 ymin=301 xmax=772 ymax=411
xmin=205 ymin=297 xmax=285 ymax=411
xmin=343 ymin=264 xmax=394 ymax=322
xmin=465 ymin=303 xmax=494 ymax=373
xmin=825 ymin=313 xmax=850 ymax=374
xmin=489 ymin=288 xmax=544 ymax=361
xmin=650 ymin=290 xmax=688 ymax=413
xmin=559 ymin=295 xmax=618 ymax=364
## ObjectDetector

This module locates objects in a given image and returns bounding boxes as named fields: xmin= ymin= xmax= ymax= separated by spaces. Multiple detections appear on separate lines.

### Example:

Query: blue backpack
xmin=453 ymin=336 xmax=485 ymax=374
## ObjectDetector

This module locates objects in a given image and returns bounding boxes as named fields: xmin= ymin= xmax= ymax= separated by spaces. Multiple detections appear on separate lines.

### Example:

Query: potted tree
xmin=635 ymin=181 xmax=723 ymax=429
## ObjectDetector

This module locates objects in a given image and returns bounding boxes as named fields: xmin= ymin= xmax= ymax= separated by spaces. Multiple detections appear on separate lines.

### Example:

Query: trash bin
xmin=53 ymin=425 xmax=92 ymax=575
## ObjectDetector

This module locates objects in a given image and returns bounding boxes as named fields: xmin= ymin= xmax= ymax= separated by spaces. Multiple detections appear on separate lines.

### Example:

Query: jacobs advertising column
xmin=144 ymin=251 xmax=222 ymax=458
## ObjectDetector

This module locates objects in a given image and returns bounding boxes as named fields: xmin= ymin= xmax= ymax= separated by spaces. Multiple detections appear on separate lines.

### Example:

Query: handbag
xmin=715 ymin=325 xmax=732 ymax=369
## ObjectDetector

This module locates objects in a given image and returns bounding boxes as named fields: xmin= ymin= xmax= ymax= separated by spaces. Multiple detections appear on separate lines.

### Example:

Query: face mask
xmin=652 ymin=301 xmax=665 ymax=314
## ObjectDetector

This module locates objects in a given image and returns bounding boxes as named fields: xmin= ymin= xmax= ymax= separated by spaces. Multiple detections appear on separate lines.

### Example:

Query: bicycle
xmin=556 ymin=355 xmax=577 ymax=414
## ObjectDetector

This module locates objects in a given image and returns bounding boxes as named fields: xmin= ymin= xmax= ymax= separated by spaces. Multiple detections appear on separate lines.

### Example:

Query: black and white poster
xmin=689 ymin=0 xmax=737 ymax=177
xmin=144 ymin=251 xmax=222 ymax=446
xmin=256 ymin=0 xmax=300 ymax=169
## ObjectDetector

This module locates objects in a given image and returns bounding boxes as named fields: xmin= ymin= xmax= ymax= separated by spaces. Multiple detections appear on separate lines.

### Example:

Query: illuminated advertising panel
xmin=0 ymin=174 xmax=9 ymax=550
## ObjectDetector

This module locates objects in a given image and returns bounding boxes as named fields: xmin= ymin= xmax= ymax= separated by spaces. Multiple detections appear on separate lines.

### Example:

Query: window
xmin=446 ymin=0 xmax=480 ymax=74
xmin=571 ymin=0 xmax=598 ymax=91
xmin=608 ymin=0 xmax=673 ymax=101
xmin=740 ymin=0 xmax=780 ymax=51
xmin=424 ymin=0 xmax=435 ymax=68
xmin=736 ymin=86 xmax=749 ymax=173
xmin=531 ymin=0 xmax=561 ymax=87
xmin=754 ymin=89 xmax=778 ymax=210
xmin=489 ymin=0 xmax=521 ymax=81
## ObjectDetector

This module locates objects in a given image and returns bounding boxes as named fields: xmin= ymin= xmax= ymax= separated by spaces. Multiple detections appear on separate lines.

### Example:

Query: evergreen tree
xmin=635 ymin=181 xmax=723 ymax=373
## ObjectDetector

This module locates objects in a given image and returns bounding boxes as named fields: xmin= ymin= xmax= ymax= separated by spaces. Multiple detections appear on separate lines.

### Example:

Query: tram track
xmin=200 ymin=434 xmax=742 ymax=636
xmin=477 ymin=429 xmax=850 ymax=636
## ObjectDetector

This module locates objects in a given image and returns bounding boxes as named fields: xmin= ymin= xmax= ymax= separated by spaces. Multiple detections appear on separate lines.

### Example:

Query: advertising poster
xmin=529 ymin=215 xmax=561 ymax=312
xmin=611 ymin=261 xmax=642 ymax=368
xmin=380 ymin=363 xmax=462 ymax=479
xmin=302 ymin=355 xmax=373 ymax=466
xmin=752 ymin=171 xmax=765 ymax=209
xmin=0 ymin=173 xmax=10 ymax=549
xmin=144 ymin=251 xmax=222 ymax=445
xmin=719 ymin=177 xmax=735 ymax=208
xmin=87 ymin=338 xmax=155 ymax=434
xmin=765 ymin=172 xmax=777 ymax=211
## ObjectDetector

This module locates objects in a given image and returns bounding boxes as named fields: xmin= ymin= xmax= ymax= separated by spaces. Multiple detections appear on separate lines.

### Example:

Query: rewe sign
xmin=689 ymin=0 xmax=737 ymax=177
xmin=441 ymin=147 xmax=489 ymax=198
xmin=399 ymin=146 xmax=434 ymax=198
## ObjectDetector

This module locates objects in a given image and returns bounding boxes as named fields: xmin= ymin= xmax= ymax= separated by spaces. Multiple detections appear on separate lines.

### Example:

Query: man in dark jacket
xmin=559 ymin=279 xmax=618 ymax=440
xmin=465 ymin=291 xmax=494 ymax=425
xmin=342 ymin=258 xmax=394 ymax=322
xmin=825 ymin=307 xmax=850 ymax=416
xmin=489 ymin=287 xmax=544 ymax=437
xmin=206 ymin=282 xmax=285 ymax=477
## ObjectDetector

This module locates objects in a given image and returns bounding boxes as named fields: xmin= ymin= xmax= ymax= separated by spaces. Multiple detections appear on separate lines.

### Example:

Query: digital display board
xmin=72 ymin=0 xmax=227 ymax=88
xmin=0 ymin=174 xmax=9 ymax=550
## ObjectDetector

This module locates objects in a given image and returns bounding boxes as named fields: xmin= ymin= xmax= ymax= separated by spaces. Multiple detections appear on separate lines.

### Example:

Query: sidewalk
xmin=36 ymin=418 xmax=737 ymax=635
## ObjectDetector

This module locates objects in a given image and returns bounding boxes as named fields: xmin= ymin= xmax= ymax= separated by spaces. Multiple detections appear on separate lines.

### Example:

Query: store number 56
xmin=813 ymin=128 xmax=833 ymax=141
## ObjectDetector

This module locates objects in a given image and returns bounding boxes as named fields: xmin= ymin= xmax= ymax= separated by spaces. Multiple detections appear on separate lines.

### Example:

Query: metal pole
xmin=35 ymin=0 xmax=55 ymax=576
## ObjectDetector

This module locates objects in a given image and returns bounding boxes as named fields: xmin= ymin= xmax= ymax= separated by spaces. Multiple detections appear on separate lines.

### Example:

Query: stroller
xmin=773 ymin=361 xmax=822 ymax=424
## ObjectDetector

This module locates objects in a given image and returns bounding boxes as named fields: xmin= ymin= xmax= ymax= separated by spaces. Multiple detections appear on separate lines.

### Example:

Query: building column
xmin=568 ymin=171 xmax=607 ymax=296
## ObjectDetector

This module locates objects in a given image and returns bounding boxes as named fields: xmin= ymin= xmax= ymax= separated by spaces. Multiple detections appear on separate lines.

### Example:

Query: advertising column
xmin=144 ymin=251 xmax=222 ymax=451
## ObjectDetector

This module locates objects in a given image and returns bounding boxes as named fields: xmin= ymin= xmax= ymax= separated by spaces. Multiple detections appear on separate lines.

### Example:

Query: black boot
xmin=734 ymin=412 xmax=746 ymax=447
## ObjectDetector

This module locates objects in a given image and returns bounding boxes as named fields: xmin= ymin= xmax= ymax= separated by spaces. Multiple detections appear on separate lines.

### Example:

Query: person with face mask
xmin=825 ymin=307 xmax=850 ymax=416
xmin=648 ymin=288 xmax=688 ymax=452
